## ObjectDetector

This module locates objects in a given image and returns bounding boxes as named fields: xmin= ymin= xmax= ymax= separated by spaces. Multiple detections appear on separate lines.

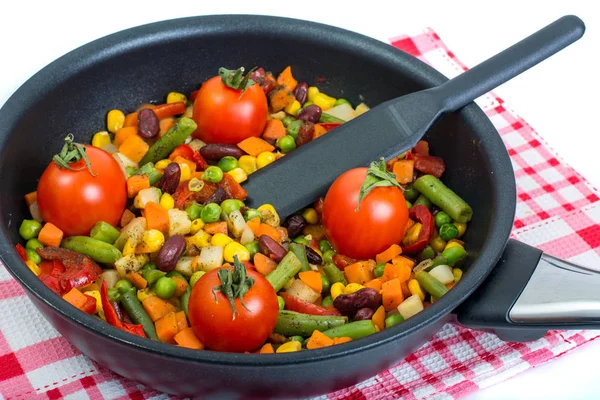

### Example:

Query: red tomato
xmin=322 ymin=168 xmax=409 ymax=260
xmin=37 ymin=146 xmax=127 ymax=237
xmin=188 ymin=266 xmax=278 ymax=352
xmin=192 ymin=75 xmax=268 ymax=144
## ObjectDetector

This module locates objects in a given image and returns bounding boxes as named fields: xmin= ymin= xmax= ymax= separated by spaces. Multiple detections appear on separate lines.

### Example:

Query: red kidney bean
xmin=248 ymin=67 xmax=266 ymax=84
xmin=305 ymin=246 xmax=322 ymax=265
xmin=261 ymin=79 xmax=276 ymax=95
xmin=137 ymin=108 xmax=160 ymax=139
xmin=332 ymin=253 xmax=357 ymax=270
xmin=283 ymin=215 xmax=306 ymax=238
xmin=156 ymin=235 xmax=186 ymax=272
xmin=200 ymin=144 xmax=246 ymax=161
xmin=158 ymin=162 xmax=181 ymax=194
xmin=333 ymin=288 xmax=381 ymax=316
xmin=186 ymin=244 xmax=201 ymax=257
xmin=297 ymin=104 xmax=322 ymax=124
xmin=258 ymin=235 xmax=287 ymax=263
xmin=296 ymin=122 xmax=315 ymax=147
xmin=353 ymin=307 xmax=375 ymax=321
xmin=294 ymin=82 xmax=308 ymax=105
xmin=203 ymin=186 xmax=228 ymax=205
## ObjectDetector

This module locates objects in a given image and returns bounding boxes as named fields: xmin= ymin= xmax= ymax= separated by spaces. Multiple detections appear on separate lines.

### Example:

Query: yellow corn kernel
xmin=84 ymin=290 xmax=103 ymax=314
xmin=312 ymin=93 xmax=336 ymax=111
xmin=331 ymin=282 xmax=345 ymax=300
xmin=223 ymin=241 xmax=251 ymax=263
xmin=211 ymin=233 xmax=233 ymax=247
xmin=256 ymin=152 xmax=276 ymax=169
xmin=167 ymin=92 xmax=187 ymax=104
xmin=122 ymin=238 xmax=136 ymax=256
xmin=179 ymin=162 xmax=191 ymax=181
xmin=454 ymin=222 xmax=467 ymax=238
xmin=344 ymin=283 xmax=365 ymax=295
xmin=190 ymin=219 xmax=205 ymax=235
xmin=238 ymin=155 xmax=258 ymax=175
xmin=257 ymin=204 xmax=280 ymax=227
xmin=276 ymin=341 xmax=302 ymax=353
xmin=136 ymin=254 xmax=150 ymax=266
xmin=137 ymin=290 xmax=156 ymax=303
xmin=227 ymin=168 xmax=248 ymax=184
xmin=402 ymin=223 xmax=423 ymax=247
xmin=408 ymin=279 xmax=425 ymax=302
xmin=374 ymin=325 xmax=381 ymax=333
xmin=307 ymin=86 xmax=320 ymax=102
xmin=453 ymin=268 xmax=463 ymax=283
xmin=302 ymin=208 xmax=319 ymax=224
xmin=430 ymin=236 xmax=447 ymax=253
xmin=160 ymin=193 xmax=174 ymax=210
xmin=26 ymin=260 xmax=40 ymax=276
xmin=444 ymin=241 xmax=464 ymax=251
xmin=284 ymin=100 xmax=301 ymax=116
xmin=155 ymin=159 xmax=172 ymax=170
xmin=188 ymin=230 xmax=212 ymax=249
xmin=106 ymin=109 xmax=125 ymax=133
xmin=136 ymin=229 xmax=165 ymax=253
xmin=92 ymin=131 xmax=111 ymax=148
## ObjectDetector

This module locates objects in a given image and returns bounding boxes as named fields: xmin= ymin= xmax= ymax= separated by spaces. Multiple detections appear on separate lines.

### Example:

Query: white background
xmin=1 ymin=1 xmax=599 ymax=399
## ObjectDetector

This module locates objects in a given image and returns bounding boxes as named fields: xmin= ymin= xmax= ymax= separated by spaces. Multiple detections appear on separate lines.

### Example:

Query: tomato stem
xmin=52 ymin=134 xmax=96 ymax=176
xmin=356 ymin=158 xmax=403 ymax=211
xmin=218 ymin=66 xmax=258 ymax=96
xmin=212 ymin=255 xmax=255 ymax=320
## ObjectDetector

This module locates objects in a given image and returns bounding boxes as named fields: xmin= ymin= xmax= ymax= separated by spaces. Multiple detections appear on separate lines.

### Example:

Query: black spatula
xmin=243 ymin=15 xmax=585 ymax=218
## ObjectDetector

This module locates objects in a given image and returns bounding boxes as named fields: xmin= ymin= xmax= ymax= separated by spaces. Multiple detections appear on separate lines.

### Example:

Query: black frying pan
xmin=0 ymin=14 xmax=594 ymax=399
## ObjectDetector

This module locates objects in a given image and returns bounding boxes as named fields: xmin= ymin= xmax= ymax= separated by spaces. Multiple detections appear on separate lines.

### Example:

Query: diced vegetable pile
xmin=16 ymin=65 xmax=472 ymax=353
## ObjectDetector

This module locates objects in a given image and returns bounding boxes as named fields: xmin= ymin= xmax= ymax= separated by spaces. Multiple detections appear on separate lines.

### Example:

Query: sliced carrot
xmin=62 ymin=288 xmax=88 ymax=310
xmin=175 ymin=310 xmax=188 ymax=332
xmin=332 ymin=337 xmax=352 ymax=345
xmin=256 ymin=223 xmax=282 ymax=243
xmin=392 ymin=255 xmax=415 ymax=270
xmin=119 ymin=134 xmax=149 ymax=163
xmin=142 ymin=295 xmax=176 ymax=322
xmin=159 ymin=117 xmax=175 ymax=137
xmin=173 ymin=155 xmax=197 ymax=174
xmin=142 ymin=202 xmax=169 ymax=234
xmin=375 ymin=244 xmax=403 ymax=264
xmin=24 ymin=191 xmax=37 ymax=207
xmin=306 ymin=329 xmax=334 ymax=350
xmin=126 ymin=271 xmax=147 ymax=290
xmin=298 ymin=271 xmax=323 ymax=293
xmin=246 ymin=217 xmax=261 ymax=235
xmin=382 ymin=278 xmax=404 ymax=311
xmin=372 ymin=306 xmax=386 ymax=332
xmin=172 ymin=277 xmax=189 ymax=298
xmin=364 ymin=278 xmax=383 ymax=292
xmin=446 ymin=282 xmax=456 ymax=290
xmin=392 ymin=160 xmax=415 ymax=184
xmin=261 ymin=119 xmax=287 ymax=140
xmin=120 ymin=208 xmax=136 ymax=228
xmin=152 ymin=102 xmax=186 ymax=119
xmin=38 ymin=222 xmax=63 ymax=247
xmin=382 ymin=262 xmax=412 ymax=284
xmin=254 ymin=253 xmax=277 ymax=275
xmin=237 ymin=136 xmax=275 ymax=158
xmin=268 ymin=85 xmax=295 ymax=112
xmin=127 ymin=174 xmax=150 ymax=198
xmin=174 ymin=327 xmax=204 ymax=350
xmin=155 ymin=312 xmax=179 ymax=343
xmin=313 ymin=124 xmax=328 ymax=140
xmin=123 ymin=112 xmax=138 ymax=128
xmin=401 ymin=281 xmax=411 ymax=299
xmin=114 ymin=126 xmax=138 ymax=147
xmin=276 ymin=66 xmax=298 ymax=92
xmin=204 ymin=221 xmax=228 ymax=235
xmin=259 ymin=343 xmax=274 ymax=354
xmin=344 ymin=261 xmax=374 ymax=285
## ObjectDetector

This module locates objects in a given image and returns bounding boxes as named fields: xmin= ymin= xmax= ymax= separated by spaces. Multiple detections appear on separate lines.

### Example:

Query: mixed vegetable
xmin=16 ymin=65 xmax=472 ymax=353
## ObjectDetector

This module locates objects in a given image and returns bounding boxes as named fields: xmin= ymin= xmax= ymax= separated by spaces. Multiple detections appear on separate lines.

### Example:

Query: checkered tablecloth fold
xmin=1 ymin=28 xmax=598 ymax=400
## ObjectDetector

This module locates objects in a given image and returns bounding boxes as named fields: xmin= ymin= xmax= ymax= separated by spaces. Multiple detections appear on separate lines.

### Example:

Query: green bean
xmin=266 ymin=252 xmax=302 ymax=292
xmin=277 ymin=295 xmax=285 ymax=310
xmin=385 ymin=313 xmax=405 ymax=328
xmin=293 ymin=236 xmax=309 ymax=245
xmin=414 ymin=175 xmax=473 ymax=223
xmin=322 ymin=320 xmax=377 ymax=340
xmin=442 ymin=246 xmax=467 ymax=267
xmin=281 ymin=116 xmax=295 ymax=127
xmin=139 ymin=117 xmax=197 ymax=166
xmin=120 ymin=289 xmax=159 ymax=341
xmin=146 ymin=169 xmax=163 ymax=186
xmin=415 ymin=271 xmax=448 ymax=299
xmin=26 ymin=248 xmax=41 ymax=264
xmin=406 ymin=200 xmax=413 ymax=209
xmin=107 ymin=287 xmax=121 ymax=302
xmin=321 ymin=295 xmax=333 ymax=309
xmin=19 ymin=219 xmax=42 ymax=240
xmin=132 ymin=162 xmax=154 ymax=177
xmin=323 ymin=262 xmax=347 ymax=285
xmin=26 ymin=238 xmax=44 ymax=251
xmin=319 ymin=240 xmax=332 ymax=254
xmin=414 ymin=194 xmax=432 ymax=209
xmin=319 ymin=113 xmax=345 ymax=123
xmin=180 ymin=286 xmax=192 ymax=319
xmin=189 ymin=271 xmax=205 ymax=287
xmin=90 ymin=221 xmax=121 ymax=245
xmin=289 ymin=335 xmax=304 ymax=343
xmin=322 ymin=249 xmax=335 ymax=264
xmin=431 ymin=255 xmax=448 ymax=269
xmin=61 ymin=236 xmax=122 ymax=264
xmin=115 ymin=279 xmax=134 ymax=293
xmin=142 ymin=269 xmax=166 ymax=286
xmin=321 ymin=274 xmax=331 ymax=294
xmin=126 ymin=166 xmax=137 ymax=176
xmin=289 ymin=243 xmax=311 ymax=272
xmin=274 ymin=310 xmax=347 ymax=337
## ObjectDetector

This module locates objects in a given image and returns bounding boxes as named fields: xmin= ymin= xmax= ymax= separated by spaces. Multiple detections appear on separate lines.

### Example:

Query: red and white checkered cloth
xmin=1 ymin=28 xmax=599 ymax=400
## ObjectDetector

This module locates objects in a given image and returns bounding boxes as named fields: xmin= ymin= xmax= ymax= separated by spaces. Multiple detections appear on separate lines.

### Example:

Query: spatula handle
xmin=433 ymin=15 xmax=585 ymax=113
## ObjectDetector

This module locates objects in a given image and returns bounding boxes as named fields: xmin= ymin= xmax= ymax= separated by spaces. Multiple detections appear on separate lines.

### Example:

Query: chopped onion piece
xmin=397 ymin=294 xmax=424 ymax=320
xmin=413 ymin=259 xmax=433 ymax=274
xmin=429 ymin=264 xmax=454 ymax=285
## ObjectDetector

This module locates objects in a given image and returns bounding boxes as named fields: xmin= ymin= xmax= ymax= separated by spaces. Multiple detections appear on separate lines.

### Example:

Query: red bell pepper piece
xmin=100 ymin=281 xmax=146 ymax=338
xmin=412 ymin=155 xmax=445 ymax=178
xmin=192 ymin=151 xmax=209 ymax=171
xmin=218 ymin=173 xmax=248 ymax=201
xmin=332 ymin=254 xmax=357 ymax=271
xmin=82 ymin=295 xmax=97 ymax=315
xmin=279 ymin=293 xmax=342 ymax=316
xmin=169 ymin=144 xmax=195 ymax=161
xmin=36 ymin=247 xmax=103 ymax=293
xmin=122 ymin=323 xmax=146 ymax=337
xmin=319 ymin=122 xmax=342 ymax=132
xmin=189 ymin=89 xmax=199 ymax=103
xmin=412 ymin=140 xmax=430 ymax=156
xmin=38 ymin=260 xmax=66 ymax=295
xmin=402 ymin=205 xmax=435 ymax=254
xmin=15 ymin=244 xmax=28 ymax=262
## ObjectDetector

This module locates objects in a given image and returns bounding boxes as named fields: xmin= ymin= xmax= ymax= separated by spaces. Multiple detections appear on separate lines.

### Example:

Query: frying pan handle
xmin=454 ymin=239 xmax=600 ymax=342
xmin=432 ymin=15 xmax=585 ymax=113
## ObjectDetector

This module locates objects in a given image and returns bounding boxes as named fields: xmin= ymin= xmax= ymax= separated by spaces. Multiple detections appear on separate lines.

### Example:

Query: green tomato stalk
xmin=356 ymin=158 xmax=403 ymax=211
xmin=212 ymin=255 xmax=254 ymax=320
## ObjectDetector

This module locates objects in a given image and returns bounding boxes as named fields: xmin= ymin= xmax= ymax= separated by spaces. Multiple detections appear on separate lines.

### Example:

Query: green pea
xmin=286 ymin=120 xmax=303 ymax=139
xmin=217 ymin=156 xmax=239 ymax=172
xmin=190 ymin=271 xmax=205 ymax=287
xmin=203 ymin=166 xmax=224 ymax=183
xmin=277 ymin=295 xmax=285 ymax=310
xmin=26 ymin=248 xmax=41 ymax=264
xmin=431 ymin=255 xmax=448 ymax=268
xmin=321 ymin=274 xmax=331 ymax=294
xmin=319 ymin=240 xmax=332 ymax=254
xmin=221 ymin=199 xmax=244 ymax=216
xmin=244 ymin=208 xmax=262 ymax=222
xmin=276 ymin=135 xmax=296 ymax=153
xmin=115 ymin=279 xmax=133 ymax=294
xmin=201 ymin=203 xmax=222 ymax=223
xmin=155 ymin=276 xmax=177 ymax=299
xmin=442 ymin=246 xmax=467 ymax=267
xmin=302 ymin=101 xmax=313 ymax=109
xmin=25 ymin=238 xmax=44 ymax=251
xmin=166 ymin=271 xmax=186 ymax=280
xmin=142 ymin=263 xmax=157 ymax=271
xmin=281 ymin=116 xmax=295 ymax=127
xmin=19 ymin=219 xmax=42 ymax=240
xmin=419 ymin=246 xmax=435 ymax=260
xmin=244 ymin=241 xmax=260 ymax=259
xmin=403 ymin=183 xmax=420 ymax=202
xmin=289 ymin=335 xmax=304 ymax=343
xmin=439 ymin=223 xmax=459 ymax=241
xmin=293 ymin=236 xmax=309 ymax=245
xmin=321 ymin=295 xmax=334 ymax=309
xmin=322 ymin=249 xmax=335 ymax=264
xmin=107 ymin=287 xmax=121 ymax=302
xmin=142 ymin=269 xmax=166 ymax=286
xmin=186 ymin=203 xmax=202 ymax=221
xmin=385 ymin=313 xmax=405 ymax=328
xmin=435 ymin=211 xmax=452 ymax=228
xmin=334 ymin=98 xmax=351 ymax=107
xmin=374 ymin=262 xmax=387 ymax=278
